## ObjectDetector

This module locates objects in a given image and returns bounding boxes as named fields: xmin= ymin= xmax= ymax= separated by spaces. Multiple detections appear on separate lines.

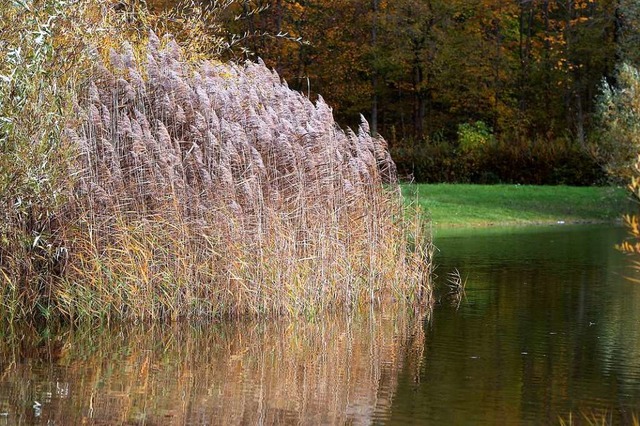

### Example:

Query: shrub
xmin=592 ymin=64 xmax=640 ymax=260
xmin=591 ymin=63 xmax=640 ymax=182
xmin=392 ymin=136 xmax=605 ymax=185
xmin=0 ymin=0 xmax=88 ymax=319
xmin=391 ymin=138 xmax=464 ymax=183
xmin=457 ymin=121 xmax=495 ymax=153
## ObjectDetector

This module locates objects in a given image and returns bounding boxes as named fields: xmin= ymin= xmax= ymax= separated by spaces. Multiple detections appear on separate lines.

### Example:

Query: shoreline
xmin=432 ymin=218 xmax=624 ymax=229
xmin=402 ymin=183 xmax=632 ymax=229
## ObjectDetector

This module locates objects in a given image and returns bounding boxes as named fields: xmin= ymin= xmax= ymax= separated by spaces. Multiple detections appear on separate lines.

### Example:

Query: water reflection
xmin=2 ymin=225 xmax=640 ymax=425
xmin=0 ymin=308 xmax=427 ymax=425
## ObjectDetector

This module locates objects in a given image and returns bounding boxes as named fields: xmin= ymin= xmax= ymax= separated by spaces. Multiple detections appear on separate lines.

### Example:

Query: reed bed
xmin=0 ymin=1 xmax=431 ymax=322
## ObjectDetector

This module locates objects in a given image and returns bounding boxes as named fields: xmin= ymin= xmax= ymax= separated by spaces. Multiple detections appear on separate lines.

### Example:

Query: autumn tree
xmin=146 ymin=0 xmax=618 ymax=183
xmin=615 ymin=0 xmax=640 ymax=67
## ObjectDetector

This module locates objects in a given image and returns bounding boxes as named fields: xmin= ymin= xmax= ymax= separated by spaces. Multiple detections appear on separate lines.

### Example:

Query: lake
xmin=1 ymin=225 xmax=639 ymax=424
xmin=390 ymin=224 xmax=640 ymax=424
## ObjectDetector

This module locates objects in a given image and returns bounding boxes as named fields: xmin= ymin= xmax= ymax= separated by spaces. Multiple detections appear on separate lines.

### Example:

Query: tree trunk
xmin=371 ymin=0 xmax=379 ymax=135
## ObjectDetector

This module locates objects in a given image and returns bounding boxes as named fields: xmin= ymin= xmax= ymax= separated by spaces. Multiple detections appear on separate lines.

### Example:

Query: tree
xmin=148 ymin=0 xmax=618 ymax=183
xmin=615 ymin=0 xmax=640 ymax=67
xmin=592 ymin=63 xmax=640 ymax=181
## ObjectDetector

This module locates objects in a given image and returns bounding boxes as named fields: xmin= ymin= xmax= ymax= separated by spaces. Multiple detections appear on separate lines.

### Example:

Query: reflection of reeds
xmin=446 ymin=268 xmax=466 ymax=294
xmin=53 ymin=34 xmax=432 ymax=321
xmin=446 ymin=268 xmax=466 ymax=309
xmin=0 ymin=308 xmax=428 ymax=424
xmin=559 ymin=410 xmax=639 ymax=426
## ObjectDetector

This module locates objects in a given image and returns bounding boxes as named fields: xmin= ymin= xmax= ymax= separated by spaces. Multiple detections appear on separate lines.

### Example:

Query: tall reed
xmin=0 ymin=0 xmax=94 ymax=320
xmin=1 ymin=1 xmax=432 ymax=322
xmin=62 ymin=35 xmax=431 ymax=320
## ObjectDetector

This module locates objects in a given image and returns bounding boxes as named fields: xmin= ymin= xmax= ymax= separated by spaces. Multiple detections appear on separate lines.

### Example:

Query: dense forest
xmin=149 ymin=0 xmax=640 ymax=184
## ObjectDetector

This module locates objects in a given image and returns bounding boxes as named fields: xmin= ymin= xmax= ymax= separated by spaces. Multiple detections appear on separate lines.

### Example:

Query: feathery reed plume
xmin=58 ymin=33 xmax=433 ymax=320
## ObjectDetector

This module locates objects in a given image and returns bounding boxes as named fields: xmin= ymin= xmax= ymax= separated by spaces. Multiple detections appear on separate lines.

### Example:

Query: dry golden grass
xmin=61 ymin=34 xmax=431 ymax=320
xmin=1 ymin=1 xmax=432 ymax=322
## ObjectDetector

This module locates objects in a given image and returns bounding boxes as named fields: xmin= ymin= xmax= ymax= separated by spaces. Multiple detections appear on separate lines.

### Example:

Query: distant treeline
xmin=148 ymin=0 xmax=639 ymax=184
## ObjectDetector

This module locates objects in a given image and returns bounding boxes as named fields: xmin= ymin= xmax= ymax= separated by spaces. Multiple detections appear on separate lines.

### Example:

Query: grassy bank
xmin=402 ymin=184 xmax=632 ymax=228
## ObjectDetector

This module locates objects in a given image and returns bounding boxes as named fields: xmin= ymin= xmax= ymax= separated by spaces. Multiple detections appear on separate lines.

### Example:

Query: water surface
xmin=386 ymin=224 xmax=640 ymax=424
xmin=1 ymin=225 xmax=640 ymax=424
xmin=0 ymin=310 xmax=426 ymax=425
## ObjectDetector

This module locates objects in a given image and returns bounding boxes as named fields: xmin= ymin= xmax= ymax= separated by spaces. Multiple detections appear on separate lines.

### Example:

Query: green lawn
xmin=401 ymin=184 xmax=634 ymax=228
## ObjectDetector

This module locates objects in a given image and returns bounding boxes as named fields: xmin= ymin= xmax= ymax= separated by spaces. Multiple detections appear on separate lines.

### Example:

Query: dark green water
xmin=386 ymin=224 xmax=640 ymax=424
xmin=1 ymin=225 xmax=639 ymax=424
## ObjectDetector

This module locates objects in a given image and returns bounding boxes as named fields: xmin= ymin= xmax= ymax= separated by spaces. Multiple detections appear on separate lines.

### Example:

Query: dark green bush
xmin=391 ymin=137 xmax=606 ymax=185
